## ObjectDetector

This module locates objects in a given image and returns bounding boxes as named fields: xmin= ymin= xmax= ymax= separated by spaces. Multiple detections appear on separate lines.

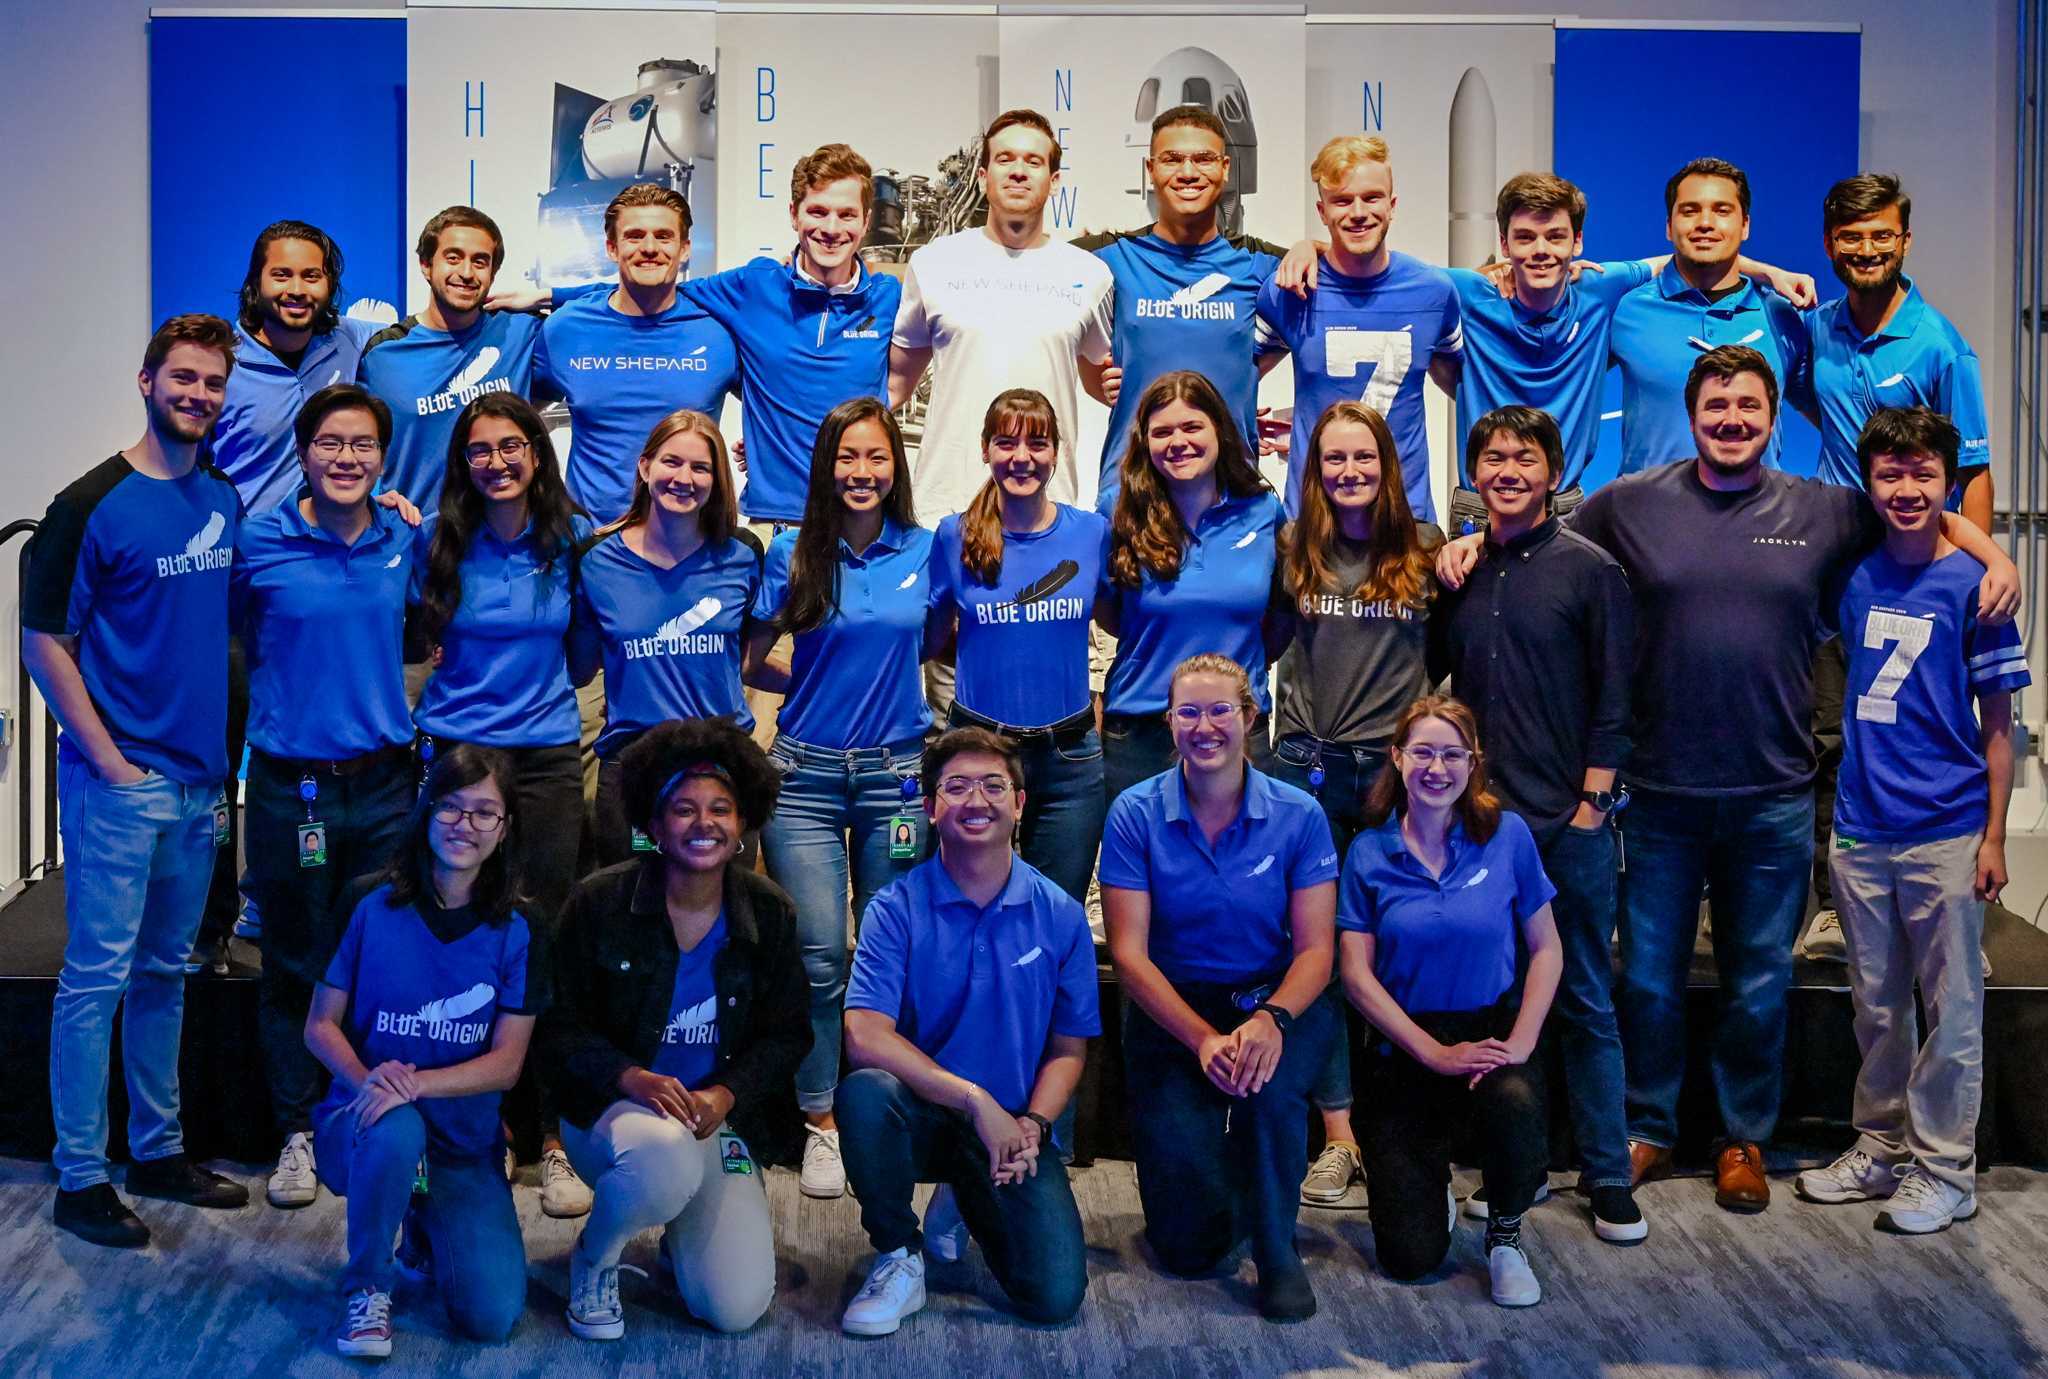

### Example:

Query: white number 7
xmin=1855 ymin=610 xmax=1933 ymax=724
xmin=1322 ymin=328 xmax=1414 ymax=415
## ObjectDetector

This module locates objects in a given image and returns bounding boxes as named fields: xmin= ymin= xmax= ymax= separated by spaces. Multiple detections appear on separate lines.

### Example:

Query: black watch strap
xmin=1254 ymin=1001 xmax=1294 ymax=1034
xmin=1023 ymin=1110 xmax=1055 ymax=1138
xmin=1581 ymin=788 xmax=1616 ymax=812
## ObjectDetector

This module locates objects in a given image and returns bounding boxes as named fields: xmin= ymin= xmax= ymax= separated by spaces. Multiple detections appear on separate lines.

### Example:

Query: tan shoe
xmin=1714 ymin=1141 xmax=1770 ymax=1213
xmin=1628 ymin=1140 xmax=1674 ymax=1188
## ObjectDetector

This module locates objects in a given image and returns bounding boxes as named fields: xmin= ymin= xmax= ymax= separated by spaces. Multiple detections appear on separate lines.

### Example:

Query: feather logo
xmin=1170 ymin=272 xmax=1232 ymax=307
xmin=1248 ymin=854 xmax=1275 ymax=877
xmin=185 ymin=511 xmax=227 ymax=558
xmin=414 ymin=982 xmax=494 ymax=1027
xmin=1878 ymin=372 xmax=1906 ymax=388
xmin=1733 ymin=330 xmax=1764 ymax=347
xmin=448 ymin=347 xmax=501 ymax=394
xmin=1013 ymin=945 xmax=1044 ymax=968
xmin=1012 ymin=559 xmax=1080 ymax=607
xmin=324 ymin=368 xmax=344 ymax=388
xmin=658 ymin=597 xmax=722 ymax=640
xmin=1231 ymin=530 xmax=1259 ymax=551
xmin=345 ymin=298 xmax=400 ymax=326
xmin=688 ymin=345 xmax=707 ymax=357
xmin=1464 ymin=868 xmax=1490 ymax=888
xmin=664 ymin=993 xmax=718 ymax=1044
xmin=385 ymin=551 xmax=404 ymax=569
xmin=897 ymin=571 xmax=919 ymax=591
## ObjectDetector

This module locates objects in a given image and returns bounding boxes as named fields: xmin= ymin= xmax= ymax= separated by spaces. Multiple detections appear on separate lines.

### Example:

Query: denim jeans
xmin=1541 ymin=820 xmax=1632 ymax=1188
xmin=1102 ymin=712 xmax=1274 ymax=812
xmin=836 ymin=1068 xmax=1086 ymax=1324
xmin=1123 ymin=985 xmax=1335 ymax=1282
xmin=313 ymin=1102 xmax=526 ymax=1339
xmin=760 ymin=734 xmax=926 ymax=1115
xmin=946 ymin=707 xmax=1104 ymax=904
xmin=1616 ymin=786 xmax=1816 ymax=1148
xmin=50 ymin=759 xmax=219 ymax=1191
xmin=1269 ymin=736 xmax=1384 ymax=1116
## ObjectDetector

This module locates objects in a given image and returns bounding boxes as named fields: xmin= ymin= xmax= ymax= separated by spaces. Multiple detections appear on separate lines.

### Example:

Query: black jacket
xmin=537 ymin=859 xmax=811 ymax=1164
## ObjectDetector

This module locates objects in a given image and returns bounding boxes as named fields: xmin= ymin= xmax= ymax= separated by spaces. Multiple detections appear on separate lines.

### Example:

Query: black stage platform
xmin=4 ymin=865 xmax=2047 ymax=1171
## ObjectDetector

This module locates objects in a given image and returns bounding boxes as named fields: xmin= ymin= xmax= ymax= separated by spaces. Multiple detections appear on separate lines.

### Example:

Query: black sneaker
xmin=53 ymin=1183 xmax=150 ymax=1248
xmin=1589 ymin=1184 xmax=1648 ymax=1244
xmin=1255 ymin=1265 xmax=1317 ymax=1322
xmin=128 ymin=1154 xmax=251 ymax=1209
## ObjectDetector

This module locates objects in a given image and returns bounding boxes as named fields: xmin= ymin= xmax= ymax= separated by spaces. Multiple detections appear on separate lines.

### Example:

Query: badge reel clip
xmin=297 ymin=773 xmax=327 ymax=869
xmin=889 ymin=773 xmax=922 ymax=860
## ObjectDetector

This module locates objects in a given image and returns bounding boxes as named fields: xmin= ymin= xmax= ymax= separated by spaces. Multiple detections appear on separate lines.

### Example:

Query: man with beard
xmin=23 ymin=315 xmax=253 ymax=1246
xmin=531 ymin=184 xmax=737 ymax=523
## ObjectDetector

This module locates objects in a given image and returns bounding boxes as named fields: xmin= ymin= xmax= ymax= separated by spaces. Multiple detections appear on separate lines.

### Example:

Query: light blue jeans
xmin=50 ymin=759 xmax=218 ymax=1191
xmin=759 ymin=734 xmax=926 ymax=1115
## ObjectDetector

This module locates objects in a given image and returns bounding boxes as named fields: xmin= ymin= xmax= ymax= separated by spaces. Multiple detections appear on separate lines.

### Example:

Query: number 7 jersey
xmin=1835 ymin=546 xmax=2030 ymax=844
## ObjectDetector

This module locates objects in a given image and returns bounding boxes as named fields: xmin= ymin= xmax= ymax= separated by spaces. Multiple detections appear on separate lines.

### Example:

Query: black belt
xmin=251 ymin=742 xmax=413 ymax=779
xmin=951 ymin=702 xmax=1095 ymax=745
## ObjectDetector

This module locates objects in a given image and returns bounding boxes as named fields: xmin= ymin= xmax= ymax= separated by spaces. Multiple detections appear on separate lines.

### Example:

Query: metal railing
xmin=0 ymin=519 xmax=58 ymax=893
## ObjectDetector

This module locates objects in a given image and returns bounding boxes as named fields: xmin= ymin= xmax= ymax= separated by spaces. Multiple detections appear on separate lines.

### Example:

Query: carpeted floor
xmin=0 ymin=1152 xmax=2041 ymax=1379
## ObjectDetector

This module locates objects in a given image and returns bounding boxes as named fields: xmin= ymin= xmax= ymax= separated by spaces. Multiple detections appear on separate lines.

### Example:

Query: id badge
xmin=888 ymin=814 xmax=920 ymax=859
xmin=211 ymin=793 xmax=231 ymax=848
xmin=298 ymin=821 xmax=329 ymax=869
xmin=630 ymin=826 xmax=659 ymax=854
xmin=717 ymin=1131 xmax=755 ymax=1176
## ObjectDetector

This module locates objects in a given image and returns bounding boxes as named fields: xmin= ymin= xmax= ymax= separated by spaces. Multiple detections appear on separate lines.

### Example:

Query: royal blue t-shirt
xmin=413 ymin=514 xmax=592 ymax=749
xmin=233 ymin=501 xmax=415 ymax=761
xmin=531 ymin=292 xmax=740 ymax=523
xmin=683 ymin=257 xmax=899 ymax=524
xmin=24 ymin=457 xmax=241 ymax=786
xmin=752 ymin=520 xmax=934 ymax=750
xmin=571 ymin=528 xmax=761 ymax=755
xmin=1098 ymin=765 xmax=1339 ymax=985
xmin=1255 ymin=251 xmax=1463 ymax=521
xmin=360 ymin=312 xmax=547 ymax=511
xmin=1337 ymin=811 xmax=1555 ymax=1014
xmin=1834 ymin=547 xmax=2031 ymax=844
xmin=1083 ymin=231 xmax=1284 ymax=507
xmin=929 ymin=504 xmax=1104 ymax=728
xmin=214 ymin=317 xmax=381 ymax=514
xmin=314 ymin=884 xmax=534 ymax=1161
xmin=651 ymin=913 xmax=726 ymax=1088
xmin=847 ymin=856 xmax=1101 ymax=1113
xmin=1102 ymin=491 xmax=1283 ymax=716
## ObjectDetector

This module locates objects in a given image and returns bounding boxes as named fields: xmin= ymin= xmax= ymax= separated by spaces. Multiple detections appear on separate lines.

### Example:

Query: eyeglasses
xmin=935 ymin=775 xmax=1012 ymax=803
xmin=1171 ymin=702 xmax=1242 ymax=726
xmin=1831 ymin=230 xmax=1902 ymax=251
xmin=1398 ymin=745 xmax=1473 ymax=769
xmin=464 ymin=437 xmax=531 ymax=467
xmin=431 ymin=803 xmax=506 ymax=832
xmin=308 ymin=436 xmax=381 ymax=459
xmin=1152 ymin=151 xmax=1224 ymax=171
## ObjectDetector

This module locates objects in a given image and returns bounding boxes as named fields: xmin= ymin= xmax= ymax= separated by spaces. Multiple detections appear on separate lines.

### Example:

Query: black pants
xmin=200 ymin=637 xmax=252 ymax=942
xmin=1811 ymin=636 xmax=1846 ymax=909
xmin=1101 ymin=712 xmax=1275 ymax=811
xmin=489 ymin=741 xmax=584 ymax=1142
xmin=257 ymin=962 xmax=324 ymax=1140
xmin=1359 ymin=1004 xmax=1548 ymax=1281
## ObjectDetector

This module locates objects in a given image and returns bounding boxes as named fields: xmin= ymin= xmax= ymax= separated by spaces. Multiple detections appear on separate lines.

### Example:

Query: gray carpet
xmin=0 ymin=1153 xmax=2042 ymax=1379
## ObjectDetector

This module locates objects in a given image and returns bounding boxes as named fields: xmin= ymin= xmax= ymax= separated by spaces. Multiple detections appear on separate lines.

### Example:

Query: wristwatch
xmin=1023 ymin=1110 xmax=1055 ymax=1139
xmin=1253 ymin=1001 xmax=1295 ymax=1034
xmin=1581 ymin=788 xmax=1618 ymax=813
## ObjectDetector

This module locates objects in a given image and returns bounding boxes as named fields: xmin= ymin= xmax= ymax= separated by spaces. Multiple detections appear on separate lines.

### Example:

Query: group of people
xmin=23 ymin=96 xmax=2022 ymax=1358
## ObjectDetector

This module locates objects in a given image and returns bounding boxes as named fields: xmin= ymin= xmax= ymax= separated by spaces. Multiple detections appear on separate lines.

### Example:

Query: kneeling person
xmin=838 ymin=727 xmax=1100 ymax=1335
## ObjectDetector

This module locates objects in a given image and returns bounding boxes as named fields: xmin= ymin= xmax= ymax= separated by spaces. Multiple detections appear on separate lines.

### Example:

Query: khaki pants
xmin=1830 ymin=829 xmax=1986 ymax=1192
xmin=576 ymin=672 xmax=605 ymax=803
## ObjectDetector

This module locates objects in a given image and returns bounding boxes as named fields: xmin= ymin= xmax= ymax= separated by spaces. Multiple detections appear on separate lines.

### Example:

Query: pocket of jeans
xmin=766 ymin=739 xmax=799 ymax=781
xmin=1052 ymin=729 xmax=1102 ymax=765
xmin=99 ymin=768 xmax=161 ymax=792
xmin=1272 ymin=736 xmax=1317 ymax=769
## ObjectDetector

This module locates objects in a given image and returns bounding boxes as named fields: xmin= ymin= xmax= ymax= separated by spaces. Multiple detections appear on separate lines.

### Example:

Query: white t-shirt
xmin=893 ymin=228 xmax=1115 ymax=518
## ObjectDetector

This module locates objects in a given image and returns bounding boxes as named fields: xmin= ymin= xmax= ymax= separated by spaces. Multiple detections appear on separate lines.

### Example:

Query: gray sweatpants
xmin=1829 ymin=830 xmax=1986 ymax=1193
xmin=560 ymin=1099 xmax=777 ymax=1333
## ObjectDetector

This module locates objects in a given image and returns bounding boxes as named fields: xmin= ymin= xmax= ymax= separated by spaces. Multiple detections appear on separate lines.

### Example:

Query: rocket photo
xmin=1448 ymin=67 xmax=1497 ymax=268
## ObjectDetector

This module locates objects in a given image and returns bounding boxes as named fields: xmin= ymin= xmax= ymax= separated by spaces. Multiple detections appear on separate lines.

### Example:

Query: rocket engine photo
xmin=1125 ymin=47 xmax=1258 ymax=237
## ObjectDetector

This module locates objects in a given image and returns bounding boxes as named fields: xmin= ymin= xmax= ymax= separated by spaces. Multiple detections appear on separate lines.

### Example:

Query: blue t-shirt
xmin=315 ymin=884 xmax=534 ymax=1161
xmin=1255 ymin=251 xmax=1463 ymax=521
xmin=1337 ymin=811 xmax=1555 ymax=1014
xmin=683 ymin=257 xmax=900 ymax=523
xmin=651 ymin=913 xmax=726 ymax=1088
xmin=23 ymin=457 xmax=241 ymax=786
xmin=1608 ymin=263 xmax=1812 ymax=477
xmin=1085 ymin=231 xmax=1283 ymax=508
xmin=531 ymin=292 xmax=740 ymax=523
xmin=1808 ymin=279 xmax=1993 ymax=493
xmin=233 ymin=501 xmax=415 ymax=761
xmin=214 ymin=318 xmax=381 ymax=514
xmin=1834 ymin=547 xmax=2031 ymax=844
xmin=571 ymin=528 xmax=761 ymax=755
xmin=847 ymin=855 xmax=1101 ymax=1113
xmin=359 ymin=312 xmax=547 ymax=511
xmin=1098 ymin=765 xmax=1339 ymax=985
xmin=1450 ymin=261 xmax=1656 ymax=497
xmin=752 ymin=520 xmax=934 ymax=749
xmin=1102 ymin=491 xmax=1283 ymax=716
xmin=929 ymin=504 xmax=1104 ymax=728
xmin=412 ymin=514 xmax=592 ymax=748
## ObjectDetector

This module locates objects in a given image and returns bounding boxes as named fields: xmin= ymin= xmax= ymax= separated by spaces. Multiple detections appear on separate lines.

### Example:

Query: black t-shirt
xmin=1274 ymin=528 xmax=1439 ymax=748
xmin=1571 ymin=461 xmax=1878 ymax=796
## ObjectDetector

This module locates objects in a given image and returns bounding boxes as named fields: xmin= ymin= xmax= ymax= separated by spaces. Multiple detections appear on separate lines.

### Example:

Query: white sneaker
xmin=540 ymin=1147 xmax=593 ymax=1219
xmin=232 ymin=899 xmax=263 ymax=942
xmin=841 ymin=1247 xmax=926 ymax=1337
xmin=922 ymin=1184 xmax=968 ymax=1262
xmin=1799 ymin=909 xmax=1848 ymax=963
xmin=1796 ymin=1147 xmax=1898 ymax=1204
xmin=1446 ymin=1185 xmax=1458 ymax=1235
xmin=1462 ymin=1181 xmax=1551 ymax=1221
xmin=267 ymin=1131 xmax=319 ymax=1209
xmin=801 ymin=1124 xmax=847 ymax=1199
xmin=1300 ymin=1141 xmax=1364 ymax=1207
xmin=1877 ymin=1168 xmax=1978 ymax=1235
xmin=1488 ymin=1243 xmax=1542 ymax=1307
xmin=565 ymin=1240 xmax=626 ymax=1340
xmin=336 ymin=1287 xmax=393 ymax=1358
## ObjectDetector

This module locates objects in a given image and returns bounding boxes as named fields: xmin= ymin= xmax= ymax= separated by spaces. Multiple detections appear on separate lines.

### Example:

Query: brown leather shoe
xmin=1714 ymin=1141 xmax=1770 ymax=1212
xmin=1628 ymin=1140 xmax=1674 ymax=1187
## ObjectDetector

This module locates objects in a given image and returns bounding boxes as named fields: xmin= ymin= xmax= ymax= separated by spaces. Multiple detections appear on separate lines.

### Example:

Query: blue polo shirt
xmin=23 ymin=457 xmax=241 ymax=787
xmin=1254 ymin=251 xmax=1463 ymax=521
xmin=531 ymin=292 xmax=740 ymax=522
xmin=1450 ymin=261 xmax=1655 ymax=495
xmin=214 ymin=318 xmax=382 ymax=514
xmin=1608 ymin=263 xmax=1812 ymax=476
xmin=752 ymin=520 xmax=934 ymax=750
xmin=571 ymin=529 xmax=761 ymax=755
xmin=233 ymin=500 xmax=415 ymax=761
xmin=360 ymin=312 xmax=548 ymax=511
xmin=315 ymin=884 xmax=534 ymax=1161
xmin=847 ymin=855 xmax=1101 ymax=1113
xmin=929 ymin=504 xmax=1104 ymax=728
xmin=1337 ymin=811 xmax=1555 ymax=1014
xmin=412 ymin=514 xmax=592 ymax=749
xmin=683 ymin=257 xmax=899 ymax=523
xmin=651 ymin=914 xmax=727 ymax=1088
xmin=1808 ymin=279 xmax=1993 ymax=493
xmin=1099 ymin=765 xmax=1339 ymax=985
xmin=1102 ymin=491 xmax=1283 ymax=716
xmin=1082 ymin=231 xmax=1284 ymax=508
